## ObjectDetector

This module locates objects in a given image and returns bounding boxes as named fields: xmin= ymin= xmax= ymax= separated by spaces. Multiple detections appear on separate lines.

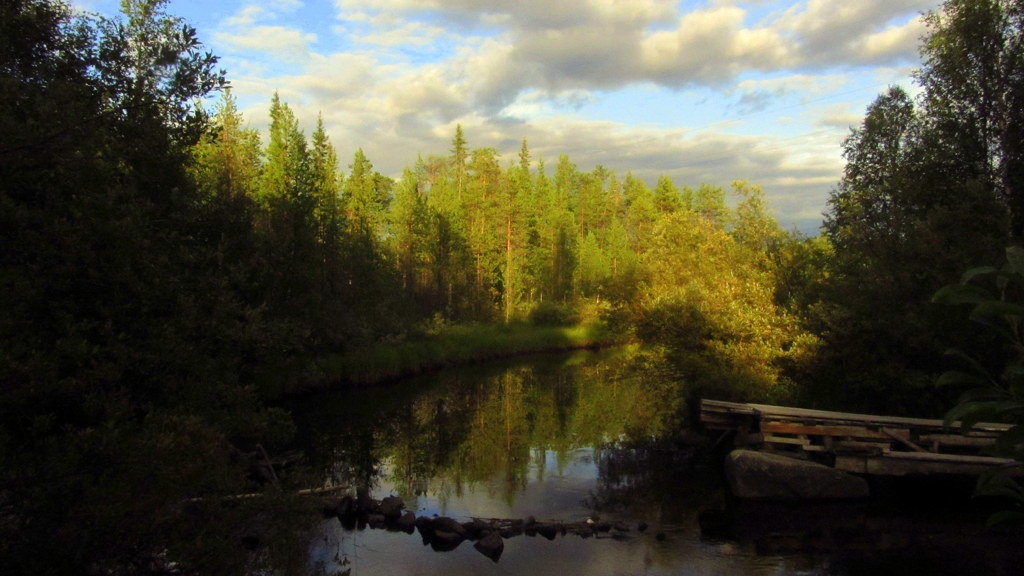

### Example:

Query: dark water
xmin=286 ymin=348 xmax=1024 ymax=576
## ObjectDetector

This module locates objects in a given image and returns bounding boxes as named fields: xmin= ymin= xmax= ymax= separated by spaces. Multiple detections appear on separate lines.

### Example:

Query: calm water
xmin=286 ymin=348 xmax=1024 ymax=576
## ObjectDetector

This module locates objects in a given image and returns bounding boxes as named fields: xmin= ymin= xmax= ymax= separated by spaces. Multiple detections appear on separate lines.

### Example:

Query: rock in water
xmin=379 ymin=496 xmax=404 ymax=519
xmin=430 ymin=530 xmax=465 ymax=552
xmin=725 ymin=449 xmax=869 ymax=500
xmin=473 ymin=532 xmax=504 ymax=562
xmin=536 ymin=524 xmax=558 ymax=540
xmin=395 ymin=511 xmax=416 ymax=534
xmin=462 ymin=518 xmax=491 ymax=539
xmin=431 ymin=516 xmax=468 ymax=537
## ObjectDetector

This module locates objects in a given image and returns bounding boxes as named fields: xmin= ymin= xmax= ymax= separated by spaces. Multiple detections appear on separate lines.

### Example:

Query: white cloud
xmin=214 ymin=26 xmax=317 ymax=61
xmin=207 ymin=0 xmax=943 ymax=232
xmin=348 ymin=21 xmax=445 ymax=47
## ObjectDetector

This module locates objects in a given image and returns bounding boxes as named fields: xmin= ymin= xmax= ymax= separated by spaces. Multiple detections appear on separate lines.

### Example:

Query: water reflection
xmin=291 ymin=347 xmax=686 ymax=515
xmin=287 ymin=348 xmax=1024 ymax=576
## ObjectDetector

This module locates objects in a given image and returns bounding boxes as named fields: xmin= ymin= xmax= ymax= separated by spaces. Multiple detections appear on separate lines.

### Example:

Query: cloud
xmin=348 ymin=21 xmax=446 ymax=47
xmin=214 ymin=26 xmax=317 ymax=62
xmin=641 ymin=6 xmax=791 ymax=86
xmin=207 ymin=0 xmax=941 ymax=234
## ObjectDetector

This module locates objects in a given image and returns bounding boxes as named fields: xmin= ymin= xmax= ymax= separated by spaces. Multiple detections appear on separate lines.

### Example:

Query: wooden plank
xmin=883 ymin=451 xmax=1018 ymax=465
xmin=881 ymin=428 xmax=929 ymax=453
xmin=762 ymin=434 xmax=810 ymax=446
xmin=835 ymin=452 xmax=1022 ymax=477
xmin=700 ymin=399 xmax=757 ymax=416
xmin=752 ymin=403 xmax=1009 ymax=432
xmin=918 ymin=434 xmax=998 ymax=448
xmin=761 ymin=421 xmax=890 ymax=439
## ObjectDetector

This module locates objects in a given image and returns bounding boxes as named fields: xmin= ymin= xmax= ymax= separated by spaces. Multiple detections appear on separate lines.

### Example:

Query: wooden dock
xmin=700 ymin=399 xmax=1020 ymax=476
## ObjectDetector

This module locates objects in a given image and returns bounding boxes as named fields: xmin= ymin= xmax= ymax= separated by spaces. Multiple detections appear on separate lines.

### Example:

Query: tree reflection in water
xmin=289 ymin=347 xmax=685 ymax=512
xmin=289 ymin=349 xmax=1024 ymax=576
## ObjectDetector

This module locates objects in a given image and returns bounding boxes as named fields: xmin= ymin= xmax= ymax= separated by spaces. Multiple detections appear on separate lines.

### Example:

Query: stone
xmin=394 ymin=511 xmax=416 ymax=534
xmin=431 ymin=516 xmax=468 ymax=537
xmin=473 ymin=532 xmax=504 ymax=562
xmin=462 ymin=519 xmax=491 ymax=539
xmin=499 ymin=525 xmax=522 ymax=538
xmin=536 ymin=524 xmax=558 ymax=540
xmin=724 ymin=449 xmax=869 ymax=500
xmin=379 ymin=496 xmax=404 ymax=519
xmin=430 ymin=530 xmax=464 ymax=552
xmin=366 ymin=513 xmax=386 ymax=529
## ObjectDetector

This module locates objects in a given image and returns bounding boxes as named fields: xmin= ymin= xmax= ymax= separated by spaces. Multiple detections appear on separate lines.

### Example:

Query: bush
xmin=528 ymin=301 xmax=579 ymax=326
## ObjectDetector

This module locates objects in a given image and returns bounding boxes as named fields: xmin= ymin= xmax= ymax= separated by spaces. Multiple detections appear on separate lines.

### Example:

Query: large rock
xmin=379 ymin=496 xmax=404 ymax=519
xmin=473 ymin=532 xmax=504 ymax=562
xmin=725 ymin=449 xmax=869 ymax=500
xmin=394 ymin=511 xmax=416 ymax=534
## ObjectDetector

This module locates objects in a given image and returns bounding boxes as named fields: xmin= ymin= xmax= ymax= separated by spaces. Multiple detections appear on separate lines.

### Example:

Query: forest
xmin=2 ymin=0 xmax=1024 ymax=573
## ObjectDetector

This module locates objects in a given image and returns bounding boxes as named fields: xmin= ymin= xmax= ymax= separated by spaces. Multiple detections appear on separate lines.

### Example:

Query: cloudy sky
xmin=76 ymin=0 xmax=943 ymax=233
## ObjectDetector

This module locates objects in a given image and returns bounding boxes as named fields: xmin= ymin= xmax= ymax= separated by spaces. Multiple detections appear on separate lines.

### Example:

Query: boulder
xmin=462 ymin=519 xmax=491 ymax=539
xmin=725 ymin=449 xmax=869 ymax=500
xmin=394 ymin=511 xmax=416 ymax=534
xmin=366 ymin=513 xmax=386 ymax=529
xmin=379 ymin=496 xmax=405 ymax=519
xmin=473 ymin=532 xmax=504 ymax=562
xmin=431 ymin=516 xmax=468 ymax=537
xmin=535 ymin=523 xmax=558 ymax=540
xmin=430 ymin=530 xmax=464 ymax=552
xmin=499 ymin=525 xmax=522 ymax=538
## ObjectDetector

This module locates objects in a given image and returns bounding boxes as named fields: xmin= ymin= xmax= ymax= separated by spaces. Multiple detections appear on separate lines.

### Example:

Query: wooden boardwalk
xmin=700 ymin=399 xmax=1021 ymax=476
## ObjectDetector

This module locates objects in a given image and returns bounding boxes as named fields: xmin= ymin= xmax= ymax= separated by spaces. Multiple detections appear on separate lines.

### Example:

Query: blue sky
xmin=74 ymin=0 xmax=943 ymax=233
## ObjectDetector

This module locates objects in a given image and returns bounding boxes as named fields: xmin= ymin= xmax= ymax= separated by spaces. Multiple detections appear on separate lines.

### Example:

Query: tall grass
xmin=316 ymin=322 xmax=621 ymax=388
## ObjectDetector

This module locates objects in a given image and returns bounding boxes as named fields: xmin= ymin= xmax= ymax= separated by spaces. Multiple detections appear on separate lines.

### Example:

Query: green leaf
xmin=956 ymin=387 xmax=1006 ymax=404
xmin=985 ymin=510 xmax=1024 ymax=529
xmin=931 ymin=283 xmax=993 ymax=305
xmin=960 ymin=265 xmax=999 ymax=284
xmin=943 ymin=348 xmax=993 ymax=379
xmin=945 ymin=400 xmax=1010 ymax=430
xmin=970 ymin=300 xmax=1024 ymax=320
xmin=936 ymin=370 xmax=991 ymax=388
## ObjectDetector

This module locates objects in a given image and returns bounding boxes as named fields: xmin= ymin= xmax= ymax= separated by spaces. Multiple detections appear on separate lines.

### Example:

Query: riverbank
xmin=303 ymin=322 xmax=624 ymax=391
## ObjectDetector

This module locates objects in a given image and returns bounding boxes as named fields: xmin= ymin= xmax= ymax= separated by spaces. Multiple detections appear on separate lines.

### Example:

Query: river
xmin=284 ymin=347 xmax=1023 ymax=576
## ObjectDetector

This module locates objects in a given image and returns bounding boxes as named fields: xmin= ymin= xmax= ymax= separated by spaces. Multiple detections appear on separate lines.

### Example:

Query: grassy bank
xmin=313 ymin=322 xmax=623 ymax=389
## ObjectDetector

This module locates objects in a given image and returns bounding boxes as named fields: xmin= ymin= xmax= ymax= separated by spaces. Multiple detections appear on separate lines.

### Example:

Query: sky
xmin=73 ymin=0 xmax=945 ymax=234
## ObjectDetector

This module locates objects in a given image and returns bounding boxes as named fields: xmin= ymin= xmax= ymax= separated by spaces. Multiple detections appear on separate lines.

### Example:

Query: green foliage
xmin=529 ymin=301 xmax=581 ymax=326
xmin=635 ymin=211 xmax=815 ymax=403
xmin=322 ymin=322 xmax=618 ymax=386
xmin=933 ymin=246 xmax=1024 ymax=524
xmin=812 ymin=3 xmax=1022 ymax=413
xmin=0 ymin=1 xmax=312 ymax=573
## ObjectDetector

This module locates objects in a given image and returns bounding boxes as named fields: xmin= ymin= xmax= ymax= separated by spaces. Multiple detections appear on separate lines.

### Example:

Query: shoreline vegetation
xmin=311 ymin=321 xmax=624 ymax=390
xmin=6 ymin=0 xmax=1024 ymax=573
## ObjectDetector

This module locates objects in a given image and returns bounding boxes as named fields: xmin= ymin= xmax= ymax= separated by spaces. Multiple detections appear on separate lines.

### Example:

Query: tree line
xmin=4 ymin=0 xmax=1024 ymax=573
